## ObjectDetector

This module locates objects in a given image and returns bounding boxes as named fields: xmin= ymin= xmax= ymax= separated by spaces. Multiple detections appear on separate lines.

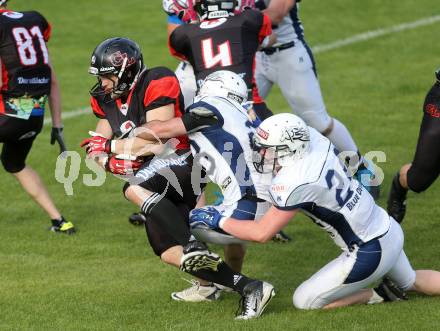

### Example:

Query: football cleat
xmin=180 ymin=241 xmax=222 ymax=273
xmin=49 ymin=217 xmax=75 ymax=235
xmin=374 ymin=277 xmax=408 ymax=302
xmin=235 ymin=281 xmax=275 ymax=320
xmin=128 ymin=212 xmax=147 ymax=226
xmin=171 ymin=279 xmax=221 ymax=302
xmin=387 ymin=172 xmax=408 ymax=224
xmin=354 ymin=160 xmax=381 ymax=200
xmin=272 ymin=230 xmax=292 ymax=243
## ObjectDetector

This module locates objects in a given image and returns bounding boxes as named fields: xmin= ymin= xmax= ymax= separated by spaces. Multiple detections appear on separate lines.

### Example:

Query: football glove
xmin=50 ymin=127 xmax=67 ymax=154
xmin=106 ymin=154 xmax=143 ymax=175
xmin=80 ymin=135 xmax=112 ymax=155
xmin=189 ymin=207 xmax=224 ymax=230
xmin=163 ymin=0 xmax=198 ymax=23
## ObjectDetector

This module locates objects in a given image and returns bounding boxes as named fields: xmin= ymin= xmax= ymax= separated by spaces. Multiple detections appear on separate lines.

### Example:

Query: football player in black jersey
xmin=80 ymin=38 xmax=271 ymax=319
xmin=387 ymin=70 xmax=440 ymax=223
xmin=168 ymin=0 xmax=275 ymax=121
xmin=0 ymin=0 xmax=74 ymax=234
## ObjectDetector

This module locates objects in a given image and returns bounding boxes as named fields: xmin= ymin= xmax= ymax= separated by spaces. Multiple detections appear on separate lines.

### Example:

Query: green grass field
xmin=1 ymin=0 xmax=440 ymax=330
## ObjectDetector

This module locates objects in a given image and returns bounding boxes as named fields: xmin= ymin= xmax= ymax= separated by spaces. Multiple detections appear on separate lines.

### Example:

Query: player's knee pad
xmin=0 ymin=152 xmax=25 ymax=173
xmin=292 ymin=283 xmax=320 ymax=310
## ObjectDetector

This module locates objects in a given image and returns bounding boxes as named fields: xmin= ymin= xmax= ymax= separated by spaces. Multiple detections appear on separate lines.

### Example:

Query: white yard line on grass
xmin=43 ymin=107 xmax=90 ymax=126
xmin=45 ymin=14 xmax=440 ymax=126
xmin=312 ymin=14 xmax=440 ymax=54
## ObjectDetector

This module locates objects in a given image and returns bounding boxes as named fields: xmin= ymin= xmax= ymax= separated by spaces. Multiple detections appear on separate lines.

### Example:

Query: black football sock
xmin=186 ymin=261 xmax=255 ymax=295
xmin=392 ymin=172 xmax=408 ymax=198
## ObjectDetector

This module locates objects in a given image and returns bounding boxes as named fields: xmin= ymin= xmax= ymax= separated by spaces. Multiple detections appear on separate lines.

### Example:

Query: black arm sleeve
xmin=181 ymin=112 xmax=218 ymax=133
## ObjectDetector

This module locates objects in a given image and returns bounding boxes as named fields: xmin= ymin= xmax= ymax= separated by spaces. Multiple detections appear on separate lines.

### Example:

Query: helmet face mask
xmin=89 ymin=37 xmax=144 ymax=101
xmin=198 ymin=70 xmax=248 ymax=105
xmin=252 ymin=139 xmax=294 ymax=174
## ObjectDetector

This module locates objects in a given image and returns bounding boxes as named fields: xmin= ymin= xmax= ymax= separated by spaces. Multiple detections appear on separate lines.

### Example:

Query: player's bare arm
xmin=137 ymin=102 xmax=219 ymax=140
xmin=263 ymin=0 xmax=296 ymax=25
xmin=221 ymin=206 xmax=297 ymax=243
xmin=136 ymin=117 xmax=187 ymax=140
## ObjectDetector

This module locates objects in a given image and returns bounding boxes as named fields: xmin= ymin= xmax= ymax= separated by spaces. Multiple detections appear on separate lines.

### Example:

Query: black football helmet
xmin=196 ymin=0 xmax=237 ymax=19
xmin=89 ymin=37 xmax=144 ymax=99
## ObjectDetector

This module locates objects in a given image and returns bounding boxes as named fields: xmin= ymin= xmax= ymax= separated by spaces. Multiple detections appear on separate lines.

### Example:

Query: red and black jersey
xmin=0 ymin=10 xmax=52 ymax=99
xmin=169 ymin=9 xmax=271 ymax=103
xmin=90 ymin=66 xmax=189 ymax=149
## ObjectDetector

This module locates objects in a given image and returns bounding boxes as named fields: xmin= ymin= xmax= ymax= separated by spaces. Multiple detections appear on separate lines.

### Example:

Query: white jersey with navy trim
xmin=187 ymin=95 xmax=272 ymax=205
xmin=255 ymin=0 xmax=304 ymax=45
xmin=270 ymin=128 xmax=390 ymax=251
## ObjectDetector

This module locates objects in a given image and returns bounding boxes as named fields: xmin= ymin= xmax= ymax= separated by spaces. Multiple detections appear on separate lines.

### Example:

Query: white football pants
xmin=293 ymin=219 xmax=417 ymax=309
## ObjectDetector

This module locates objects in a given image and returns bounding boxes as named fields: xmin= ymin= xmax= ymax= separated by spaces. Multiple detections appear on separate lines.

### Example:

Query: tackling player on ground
xmin=0 ymin=0 xmax=74 ymax=234
xmin=190 ymin=113 xmax=440 ymax=310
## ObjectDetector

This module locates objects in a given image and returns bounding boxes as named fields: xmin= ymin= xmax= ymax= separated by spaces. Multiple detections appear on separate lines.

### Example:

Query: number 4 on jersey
xmin=201 ymin=38 xmax=232 ymax=69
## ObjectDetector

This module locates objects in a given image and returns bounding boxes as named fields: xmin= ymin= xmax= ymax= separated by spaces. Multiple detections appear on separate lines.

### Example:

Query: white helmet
xmin=253 ymin=113 xmax=310 ymax=172
xmin=198 ymin=70 xmax=248 ymax=104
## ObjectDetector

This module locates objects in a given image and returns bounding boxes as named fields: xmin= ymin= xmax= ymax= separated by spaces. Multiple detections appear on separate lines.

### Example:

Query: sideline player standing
xmin=387 ymin=69 xmax=440 ymax=223
xmin=0 ymin=0 xmax=74 ymax=233
xmin=190 ymin=113 xmax=440 ymax=310
xmin=81 ymin=39 xmax=274 ymax=320
xmin=253 ymin=0 xmax=379 ymax=198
